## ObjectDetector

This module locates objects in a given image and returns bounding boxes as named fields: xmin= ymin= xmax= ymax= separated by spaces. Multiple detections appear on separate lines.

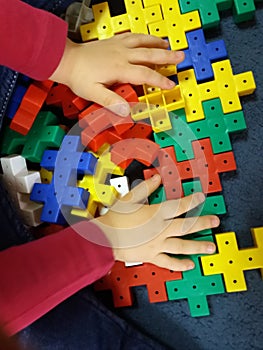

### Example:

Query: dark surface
xmin=95 ymin=3 xmax=263 ymax=350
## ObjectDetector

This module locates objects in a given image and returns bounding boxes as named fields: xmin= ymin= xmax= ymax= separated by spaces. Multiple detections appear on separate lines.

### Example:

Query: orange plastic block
xmin=94 ymin=261 xmax=182 ymax=307
xmin=10 ymin=80 xmax=53 ymax=135
xmin=144 ymin=138 xmax=236 ymax=199
xmin=201 ymin=227 xmax=263 ymax=292
xmin=111 ymin=138 xmax=160 ymax=169
xmin=46 ymin=84 xmax=90 ymax=119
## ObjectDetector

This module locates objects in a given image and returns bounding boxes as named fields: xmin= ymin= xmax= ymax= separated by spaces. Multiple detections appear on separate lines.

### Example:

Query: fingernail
xmin=175 ymin=51 xmax=185 ymax=61
xmin=211 ymin=217 xmax=220 ymax=227
xmin=186 ymin=262 xmax=195 ymax=270
xmin=151 ymin=174 xmax=160 ymax=182
xmin=114 ymin=104 xmax=130 ymax=117
xmin=168 ymin=80 xmax=175 ymax=88
xmin=207 ymin=243 xmax=216 ymax=254
xmin=196 ymin=192 xmax=205 ymax=203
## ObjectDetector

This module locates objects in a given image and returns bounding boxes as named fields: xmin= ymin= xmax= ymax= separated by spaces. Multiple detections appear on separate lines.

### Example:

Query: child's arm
xmin=0 ymin=222 xmax=114 ymax=336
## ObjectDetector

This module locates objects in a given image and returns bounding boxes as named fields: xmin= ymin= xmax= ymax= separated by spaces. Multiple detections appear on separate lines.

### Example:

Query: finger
xmin=162 ymin=237 xmax=216 ymax=255
xmin=164 ymin=215 xmax=220 ymax=238
xmin=85 ymin=84 xmax=130 ymax=117
xmin=152 ymin=253 xmax=195 ymax=271
xmin=121 ymin=174 xmax=161 ymax=204
xmin=118 ymin=33 xmax=169 ymax=49
xmin=128 ymin=48 xmax=185 ymax=66
xmin=123 ymin=65 xmax=175 ymax=90
xmin=159 ymin=192 xmax=206 ymax=220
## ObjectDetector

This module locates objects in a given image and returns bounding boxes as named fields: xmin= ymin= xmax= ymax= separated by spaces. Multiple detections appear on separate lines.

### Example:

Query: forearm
xmin=0 ymin=222 xmax=114 ymax=335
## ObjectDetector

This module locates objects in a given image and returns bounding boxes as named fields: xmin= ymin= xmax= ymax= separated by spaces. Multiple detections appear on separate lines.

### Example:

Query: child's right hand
xmin=92 ymin=174 xmax=219 ymax=271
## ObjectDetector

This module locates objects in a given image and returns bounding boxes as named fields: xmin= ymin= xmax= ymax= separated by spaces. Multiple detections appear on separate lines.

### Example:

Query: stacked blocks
xmin=0 ymin=0 xmax=261 ymax=317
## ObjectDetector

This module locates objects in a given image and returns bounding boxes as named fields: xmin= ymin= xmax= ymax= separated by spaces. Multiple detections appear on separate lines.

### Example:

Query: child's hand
xmin=49 ymin=33 xmax=185 ymax=116
xmin=92 ymin=174 xmax=219 ymax=271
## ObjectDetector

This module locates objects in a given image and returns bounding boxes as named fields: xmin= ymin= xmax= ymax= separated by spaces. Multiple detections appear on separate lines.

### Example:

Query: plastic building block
xmin=144 ymin=138 xmax=236 ymax=199
xmin=166 ymin=235 xmax=225 ymax=317
xmin=178 ymin=0 xmax=232 ymax=29
xmin=6 ymin=75 xmax=31 ymax=119
xmin=177 ymin=59 xmax=256 ymax=122
xmin=131 ymin=86 xmax=185 ymax=133
xmin=233 ymin=0 xmax=256 ymax=23
xmin=144 ymin=0 xmax=201 ymax=50
xmin=201 ymin=227 xmax=263 ymax=292
xmin=80 ymin=0 xmax=163 ymax=41
xmin=0 ymin=111 xmax=65 ymax=163
xmin=0 ymin=155 xmax=42 ymax=226
xmin=79 ymin=84 xmax=137 ymax=135
xmin=71 ymin=145 xmax=124 ymax=219
xmin=111 ymin=138 xmax=160 ymax=169
xmin=99 ymin=175 xmax=130 ymax=215
xmin=177 ymin=29 xmax=228 ymax=82
xmin=10 ymin=80 xmax=54 ymax=135
xmin=94 ymin=261 xmax=182 ymax=307
xmin=154 ymin=99 xmax=246 ymax=161
xmin=46 ymin=84 xmax=90 ymax=119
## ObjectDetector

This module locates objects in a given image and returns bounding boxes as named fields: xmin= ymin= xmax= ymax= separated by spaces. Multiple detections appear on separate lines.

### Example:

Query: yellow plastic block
xmin=146 ymin=0 xmax=201 ymax=50
xmin=40 ymin=167 xmax=52 ymax=184
xmin=81 ymin=2 xmax=129 ymax=41
xmin=124 ymin=0 xmax=163 ymax=34
xmin=132 ymin=86 xmax=184 ymax=132
xmin=178 ymin=60 xmax=256 ymax=122
xmin=201 ymin=228 xmax=263 ymax=292
xmin=199 ymin=60 xmax=256 ymax=114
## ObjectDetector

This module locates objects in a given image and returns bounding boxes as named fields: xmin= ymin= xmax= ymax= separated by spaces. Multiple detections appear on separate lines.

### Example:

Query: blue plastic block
xmin=177 ymin=29 xmax=228 ymax=82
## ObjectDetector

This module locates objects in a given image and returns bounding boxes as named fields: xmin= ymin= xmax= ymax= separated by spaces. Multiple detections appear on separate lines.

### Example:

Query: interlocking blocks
xmin=0 ymin=111 xmax=65 ymax=163
xmin=10 ymin=80 xmax=53 ymax=135
xmin=177 ymin=59 xmax=255 ymax=122
xmin=166 ymin=235 xmax=225 ymax=317
xmin=201 ymin=227 xmax=263 ymax=292
xmin=0 ymin=155 xmax=42 ymax=226
xmin=177 ymin=29 xmax=228 ymax=82
xmin=154 ymin=99 xmax=246 ymax=161
xmin=144 ymin=138 xmax=236 ymax=199
xmin=94 ymin=261 xmax=182 ymax=307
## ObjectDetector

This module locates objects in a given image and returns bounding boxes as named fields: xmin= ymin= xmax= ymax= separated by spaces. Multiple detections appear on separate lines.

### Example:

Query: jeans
xmin=0 ymin=1 xmax=168 ymax=348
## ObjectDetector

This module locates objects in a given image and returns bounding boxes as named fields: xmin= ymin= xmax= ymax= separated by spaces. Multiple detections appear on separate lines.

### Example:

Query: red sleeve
xmin=0 ymin=0 xmax=68 ymax=80
xmin=0 ymin=222 xmax=114 ymax=335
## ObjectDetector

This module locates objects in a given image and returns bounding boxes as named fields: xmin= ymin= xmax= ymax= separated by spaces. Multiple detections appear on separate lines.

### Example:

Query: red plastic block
xmin=144 ymin=138 xmax=236 ymax=198
xmin=10 ymin=80 xmax=53 ymax=135
xmin=111 ymin=138 xmax=160 ymax=169
xmin=46 ymin=84 xmax=90 ymax=119
xmin=78 ymin=84 xmax=138 ymax=134
xmin=94 ymin=261 xmax=182 ymax=307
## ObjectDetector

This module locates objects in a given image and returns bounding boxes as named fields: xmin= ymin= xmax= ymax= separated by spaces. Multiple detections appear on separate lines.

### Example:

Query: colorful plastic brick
xmin=71 ymin=144 xmax=124 ymax=219
xmin=154 ymin=99 xmax=246 ymax=161
xmin=10 ymin=80 xmax=54 ymax=135
xmin=6 ymin=75 xmax=31 ymax=119
xmin=144 ymin=138 xmax=236 ymax=199
xmin=177 ymin=59 xmax=256 ymax=122
xmin=201 ymin=227 xmax=263 ymax=292
xmin=166 ymin=235 xmax=225 ymax=317
xmin=94 ymin=261 xmax=182 ymax=307
xmin=0 ymin=155 xmax=43 ymax=226
xmin=145 ymin=0 xmax=201 ymax=50
xmin=233 ymin=0 xmax=256 ymax=23
xmin=132 ymin=86 xmax=185 ymax=133
xmin=178 ymin=0 xmax=232 ymax=29
xmin=177 ymin=29 xmax=228 ymax=82
xmin=46 ymin=84 xmax=90 ymax=119
xmin=0 ymin=111 xmax=65 ymax=163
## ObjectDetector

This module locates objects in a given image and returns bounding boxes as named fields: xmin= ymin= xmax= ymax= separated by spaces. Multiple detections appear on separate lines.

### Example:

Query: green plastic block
xmin=179 ymin=0 xmax=232 ymax=29
xmin=166 ymin=235 xmax=225 ymax=317
xmin=0 ymin=111 xmax=65 ymax=163
xmin=233 ymin=0 xmax=256 ymax=23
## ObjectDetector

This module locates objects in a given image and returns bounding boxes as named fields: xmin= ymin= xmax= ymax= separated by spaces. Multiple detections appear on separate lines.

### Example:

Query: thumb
xmin=88 ymin=84 xmax=131 ymax=117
